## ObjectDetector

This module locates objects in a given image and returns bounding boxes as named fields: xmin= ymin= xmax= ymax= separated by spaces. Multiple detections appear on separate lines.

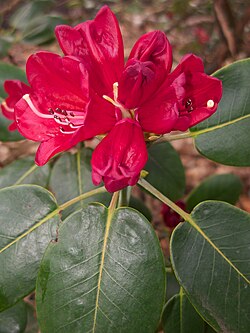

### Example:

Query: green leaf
xmin=191 ymin=59 xmax=250 ymax=166
xmin=49 ymin=148 xmax=111 ymax=218
xmin=0 ymin=185 xmax=60 ymax=311
xmin=186 ymin=173 xmax=242 ymax=211
xmin=162 ymin=289 xmax=216 ymax=333
xmin=171 ymin=201 xmax=250 ymax=332
xmin=0 ymin=157 xmax=50 ymax=189
xmin=166 ymin=271 xmax=180 ymax=301
xmin=129 ymin=196 xmax=152 ymax=221
xmin=0 ymin=62 xmax=27 ymax=98
xmin=0 ymin=301 xmax=27 ymax=333
xmin=36 ymin=204 xmax=165 ymax=333
xmin=144 ymin=142 xmax=185 ymax=201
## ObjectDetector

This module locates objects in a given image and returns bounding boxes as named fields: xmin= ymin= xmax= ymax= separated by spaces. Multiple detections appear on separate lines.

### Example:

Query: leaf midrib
xmin=185 ymin=214 xmax=250 ymax=285
xmin=191 ymin=114 xmax=250 ymax=138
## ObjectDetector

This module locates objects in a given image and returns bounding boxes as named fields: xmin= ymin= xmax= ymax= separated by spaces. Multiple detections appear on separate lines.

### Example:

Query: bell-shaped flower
xmin=168 ymin=54 xmax=223 ymax=131
xmin=1 ymin=80 xmax=30 ymax=130
xmin=14 ymin=52 xmax=116 ymax=165
xmin=91 ymin=119 xmax=148 ymax=193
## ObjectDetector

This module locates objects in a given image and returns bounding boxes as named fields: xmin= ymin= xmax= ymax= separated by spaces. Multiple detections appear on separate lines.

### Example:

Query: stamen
xmin=185 ymin=99 xmax=192 ymax=107
xmin=23 ymin=94 xmax=52 ymax=119
xmin=59 ymin=127 xmax=76 ymax=134
xmin=1 ymin=101 xmax=14 ymax=113
xmin=207 ymin=99 xmax=215 ymax=108
xmin=69 ymin=122 xmax=83 ymax=129
xmin=48 ymin=107 xmax=54 ymax=114
xmin=103 ymin=94 xmax=117 ymax=107
xmin=113 ymin=82 xmax=119 ymax=102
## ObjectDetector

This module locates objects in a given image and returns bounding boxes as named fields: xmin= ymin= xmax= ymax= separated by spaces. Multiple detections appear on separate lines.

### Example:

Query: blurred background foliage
xmin=0 ymin=0 xmax=249 ymax=73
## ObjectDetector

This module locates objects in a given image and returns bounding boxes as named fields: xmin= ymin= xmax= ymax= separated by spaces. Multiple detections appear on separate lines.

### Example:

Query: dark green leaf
xmin=186 ymin=173 xmax=242 ymax=211
xmin=129 ymin=196 xmax=152 ymax=221
xmin=144 ymin=142 xmax=185 ymax=201
xmin=49 ymin=148 xmax=111 ymax=218
xmin=36 ymin=205 xmax=165 ymax=332
xmin=0 ymin=301 xmax=27 ymax=333
xmin=0 ymin=185 xmax=60 ymax=311
xmin=166 ymin=271 xmax=180 ymax=301
xmin=0 ymin=157 xmax=50 ymax=189
xmin=171 ymin=201 xmax=250 ymax=332
xmin=191 ymin=59 xmax=250 ymax=166
xmin=0 ymin=62 xmax=27 ymax=98
xmin=162 ymin=290 xmax=216 ymax=333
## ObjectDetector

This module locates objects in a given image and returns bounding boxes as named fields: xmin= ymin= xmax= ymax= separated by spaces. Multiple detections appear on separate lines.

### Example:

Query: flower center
xmin=103 ymin=82 xmax=136 ymax=120
xmin=22 ymin=94 xmax=85 ymax=135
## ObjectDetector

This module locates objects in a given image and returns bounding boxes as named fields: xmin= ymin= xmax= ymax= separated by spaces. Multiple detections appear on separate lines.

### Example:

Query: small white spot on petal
xmin=207 ymin=99 xmax=215 ymax=108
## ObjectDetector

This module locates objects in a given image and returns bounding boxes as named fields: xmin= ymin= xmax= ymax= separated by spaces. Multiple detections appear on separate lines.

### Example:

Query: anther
xmin=61 ymin=110 xmax=68 ymax=116
xmin=70 ymin=112 xmax=75 ymax=117
xmin=207 ymin=99 xmax=215 ymax=108
xmin=113 ymin=82 xmax=119 ymax=101
xmin=54 ymin=115 xmax=59 ymax=119
xmin=56 ymin=107 xmax=62 ymax=113
xmin=48 ymin=108 xmax=54 ymax=114
xmin=185 ymin=99 xmax=192 ymax=108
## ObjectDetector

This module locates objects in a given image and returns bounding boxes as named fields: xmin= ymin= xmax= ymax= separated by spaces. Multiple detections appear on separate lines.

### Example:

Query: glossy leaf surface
xmin=0 ymin=301 xmax=27 ymax=333
xmin=0 ymin=157 xmax=50 ymax=189
xmin=0 ymin=185 xmax=60 ymax=311
xmin=171 ymin=201 xmax=250 ymax=332
xmin=144 ymin=142 xmax=185 ymax=201
xmin=162 ymin=290 xmax=216 ymax=333
xmin=186 ymin=173 xmax=242 ymax=211
xmin=191 ymin=59 xmax=250 ymax=166
xmin=49 ymin=148 xmax=111 ymax=218
xmin=37 ymin=204 xmax=165 ymax=333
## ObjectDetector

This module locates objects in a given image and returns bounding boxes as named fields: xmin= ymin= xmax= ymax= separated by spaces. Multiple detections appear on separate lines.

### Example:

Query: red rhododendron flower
xmin=161 ymin=200 xmax=186 ymax=230
xmin=7 ymin=5 xmax=222 ymax=192
xmin=92 ymin=119 xmax=148 ymax=192
xmin=14 ymin=52 xmax=115 ymax=165
xmin=1 ymin=80 xmax=30 ymax=130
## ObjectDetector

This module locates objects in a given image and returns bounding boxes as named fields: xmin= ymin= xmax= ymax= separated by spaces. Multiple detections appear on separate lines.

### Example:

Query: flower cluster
xmin=1 ymin=6 xmax=222 ymax=192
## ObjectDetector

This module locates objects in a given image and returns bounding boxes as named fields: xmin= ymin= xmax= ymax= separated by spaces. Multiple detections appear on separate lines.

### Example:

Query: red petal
xmin=137 ymin=85 xmax=179 ymax=134
xmin=1 ymin=80 xmax=30 ymax=130
xmin=128 ymin=31 xmax=172 ymax=83
xmin=91 ymin=119 xmax=148 ymax=192
xmin=55 ymin=6 xmax=124 ymax=94
xmin=118 ymin=59 xmax=158 ymax=108
xmin=35 ymin=130 xmax=83 ymax=166
xmin=15 ymin=52 xmax=91 ymax=142
xmin=173 ymin=72 xmax=223 ymax=130
xmin=26 ymin=52 xmax=89 ymax=110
